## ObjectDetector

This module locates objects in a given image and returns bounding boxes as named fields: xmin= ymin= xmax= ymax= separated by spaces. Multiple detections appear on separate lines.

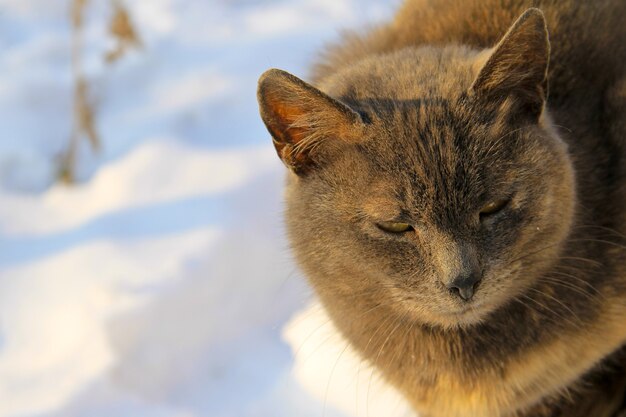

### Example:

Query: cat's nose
xmin=447 ymin=273 xmax=481 ymax=301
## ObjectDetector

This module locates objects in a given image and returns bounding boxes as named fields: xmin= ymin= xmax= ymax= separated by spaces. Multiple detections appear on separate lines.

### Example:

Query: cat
xmin=257 ymin=1 xmax=626 ymax=416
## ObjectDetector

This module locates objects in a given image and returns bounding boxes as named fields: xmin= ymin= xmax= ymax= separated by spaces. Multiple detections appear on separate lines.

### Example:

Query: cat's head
xmin=257 ymin=9 xmax=575 ymax=328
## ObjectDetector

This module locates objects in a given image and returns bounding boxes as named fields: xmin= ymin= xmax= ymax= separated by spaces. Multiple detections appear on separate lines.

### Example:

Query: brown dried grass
xmin=105 ymin=0 xmax=142 ymax=63
xmin=60 ymin=0 xmax=141 ymax=184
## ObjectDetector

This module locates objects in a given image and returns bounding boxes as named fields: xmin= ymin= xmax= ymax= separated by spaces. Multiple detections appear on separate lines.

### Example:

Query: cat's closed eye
xmin=479 ymin=198 xmax=510 ymax=220
xmin=377 ymin=221 xmax=414 ymax=233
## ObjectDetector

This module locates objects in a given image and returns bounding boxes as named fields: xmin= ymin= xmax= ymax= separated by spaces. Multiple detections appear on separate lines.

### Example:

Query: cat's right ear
xmin=470 ymin=8 xmax=550 ymax=121
xmin=257 ymin=69 xmax=365 ymax=175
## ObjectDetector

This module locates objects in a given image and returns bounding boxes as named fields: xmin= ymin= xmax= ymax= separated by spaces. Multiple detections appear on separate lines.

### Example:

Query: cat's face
xmin=258 ymin=10 xmax=575 ymax=328
xmin=284 ymin=92 xmax=574 ymax=328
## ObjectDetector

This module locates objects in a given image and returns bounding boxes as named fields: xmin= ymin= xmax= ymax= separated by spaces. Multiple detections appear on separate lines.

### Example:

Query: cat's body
xmin=257 ymin=1 xmax=626 ymax=416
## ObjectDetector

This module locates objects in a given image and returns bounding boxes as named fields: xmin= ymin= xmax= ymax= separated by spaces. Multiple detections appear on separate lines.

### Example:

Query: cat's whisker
xmin=536 ymin=276 xmax=598 ymax=302
xmin=504 ymin=242 xmax=562 ymax=267
xmin=514 ymin=293 xmax=573 ymax=330
xmin=367 ymin=312 xmax=408 ymax=417
xmin=301 ymin=331 xmax=342 ymax=367
xmin=552 ymin=124 xmax=573 ymax=133
xmin=358 ymin=300 xmax=395 ymax=318
xmin=360 ymin=312 xmax=399 ymax=417
xmin=526 ymin=287 xmax=584 ymax=329
xmin=323 ymin=340 xmax=352 ymax=417
xmin=293 ymin=316 xmax=335 ymax=358
xmin=304 ymin=284 xmax=387 ymax=302
xmin=389 ymin=311 xmax=419 ymax=379
xmin=504 ymin=235 xmax=613 ymax=273
xmin=563 ymin=237 xmax=626 ymax=251
xmin=359 ymin=309 xmax=400 ymax=375
xmin=571 ymin=224 xmax=626 ymax=239
xmin=547 ymin=268 xmax=605 ymax=299
xmin=556 ymin=256 xmax=603 ymax=268
xmin=551 ymin=262 xmax=599 ymax=276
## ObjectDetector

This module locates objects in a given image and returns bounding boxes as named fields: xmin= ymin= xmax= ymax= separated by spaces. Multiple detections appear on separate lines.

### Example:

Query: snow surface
xmin=0 ymin=0 xmax=416 ymax=416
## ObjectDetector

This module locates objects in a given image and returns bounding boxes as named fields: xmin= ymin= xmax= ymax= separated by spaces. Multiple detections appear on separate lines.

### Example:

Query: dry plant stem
xmin=63 ymin=0 xmax=141 ymax=183
xmin=106 ymin=0 xmax=142 ymax=63
xmin=62 ymin=0 xmax=100 ymax=183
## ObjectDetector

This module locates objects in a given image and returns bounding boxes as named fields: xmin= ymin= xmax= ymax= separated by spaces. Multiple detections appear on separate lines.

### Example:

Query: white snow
xmin=284 ymin=303 xmax=415 ymax=417
xmin=0 ymin=0 xmax=414 ymax=416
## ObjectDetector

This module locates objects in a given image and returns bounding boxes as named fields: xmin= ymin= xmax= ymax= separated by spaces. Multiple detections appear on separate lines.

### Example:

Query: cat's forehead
xmin=361 ymin=98 xmax=472 ymax=176
xmin=320 ymin=46 xmax=527 ymax=220
xmin=361 ymin=120 xmax=472 ymax=197
xmin=350 ymin=102 xmax=518 ymax=223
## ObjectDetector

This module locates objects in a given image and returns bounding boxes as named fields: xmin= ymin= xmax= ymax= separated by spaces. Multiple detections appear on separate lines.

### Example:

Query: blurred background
xmin=0 ymin=0 xmax=417 ymax=416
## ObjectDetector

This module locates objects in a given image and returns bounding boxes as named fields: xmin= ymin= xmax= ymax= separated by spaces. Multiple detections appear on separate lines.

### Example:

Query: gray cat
xmin=257 ymin=1 xmax=626 ymax=416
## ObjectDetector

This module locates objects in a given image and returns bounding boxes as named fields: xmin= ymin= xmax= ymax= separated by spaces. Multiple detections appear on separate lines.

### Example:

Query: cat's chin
xmin=388 ymin=291 xmax=501 ymax=329
xmin=438 ymin=307 xmax=490 ymax=328
xmin=441 ymin=309 xmax=491 ymax=327
xmin=414 ymin=301 xmax=498 ymax=329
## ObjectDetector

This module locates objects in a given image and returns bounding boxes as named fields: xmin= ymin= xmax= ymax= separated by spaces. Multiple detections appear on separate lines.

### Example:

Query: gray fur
xmin=257 ymin=1 xmax=626 ymax=416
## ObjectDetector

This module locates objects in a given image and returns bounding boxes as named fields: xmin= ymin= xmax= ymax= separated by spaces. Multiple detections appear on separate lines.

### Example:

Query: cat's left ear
xmin=470 ymin=8 xmax=550 ymax=121
xmin=257 ymin=69 xmax=365 ymax=175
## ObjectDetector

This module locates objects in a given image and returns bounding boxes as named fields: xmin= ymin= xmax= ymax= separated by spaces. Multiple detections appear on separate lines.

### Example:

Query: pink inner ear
xmin=264 ymin=91 xmax=309 ymax=146
xmin=263 ymin=90 xmax=315 ymax=172
xmin=258 ymin=68 xmax=366 ymax=174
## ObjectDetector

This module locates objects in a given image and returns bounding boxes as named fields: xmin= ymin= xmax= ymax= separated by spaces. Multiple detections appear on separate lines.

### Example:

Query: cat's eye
xmin=479 ymin=199 xmax=510 ymax=218
xmin=377 ymin=221 xmax=414 ymax=233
